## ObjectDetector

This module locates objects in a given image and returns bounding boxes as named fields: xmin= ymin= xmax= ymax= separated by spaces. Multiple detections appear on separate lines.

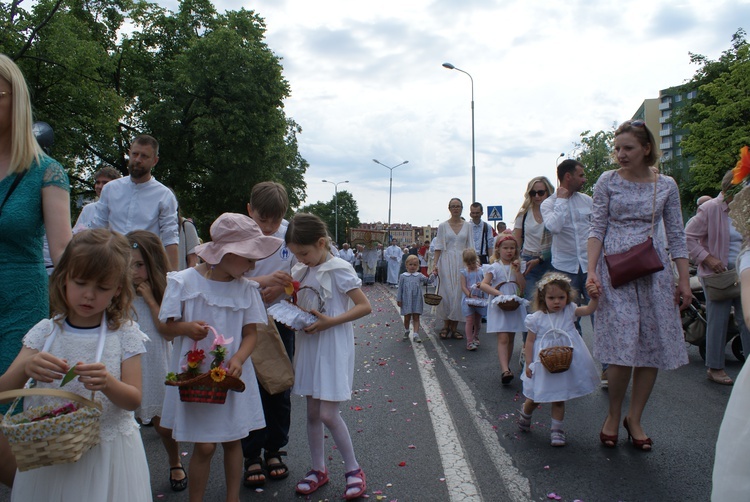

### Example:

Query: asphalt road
xmin=0 ymin=282 xmax=741 ymax=501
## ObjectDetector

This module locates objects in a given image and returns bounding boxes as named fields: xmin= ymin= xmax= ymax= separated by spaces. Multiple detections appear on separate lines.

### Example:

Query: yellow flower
xmin=187 ymin=360 xmax=200 ymax=369
xmin=210 ymin=367 xmax=226 ymax=383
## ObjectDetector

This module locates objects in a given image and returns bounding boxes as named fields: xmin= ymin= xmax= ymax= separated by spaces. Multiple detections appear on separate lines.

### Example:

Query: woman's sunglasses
xmin=529 ymin=190 xmax=547 ymax=197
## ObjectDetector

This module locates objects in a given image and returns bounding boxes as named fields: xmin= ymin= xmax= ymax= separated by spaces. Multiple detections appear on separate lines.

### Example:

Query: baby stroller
xmin=683 ymin=271 xmax=744 ymax=362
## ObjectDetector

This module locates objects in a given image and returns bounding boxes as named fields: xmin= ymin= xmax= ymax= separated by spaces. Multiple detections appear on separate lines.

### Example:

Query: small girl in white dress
xmin=460 ymin=248 xmax=488 ymax=351
xmin=480 ymin=231 xmax=527 ymax=385
xmin=127 ymin=230 xmax=186 ymax=492
xmin=518 ymin=272 xmax=600 ymax=447
xmin=0 ymin=229 xmax=151 ymax=501
xmin=159 ymin=213 xmax=283 ymax=502
xmin=285 ymin=213 xmax=372 ymax=500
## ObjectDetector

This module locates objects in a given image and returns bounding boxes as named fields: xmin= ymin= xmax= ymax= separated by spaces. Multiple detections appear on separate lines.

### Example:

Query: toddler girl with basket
xmin=518 ymin=272 xmax=600 ymax=446
xmin=460 ymin=248 xmax=488 ymax=350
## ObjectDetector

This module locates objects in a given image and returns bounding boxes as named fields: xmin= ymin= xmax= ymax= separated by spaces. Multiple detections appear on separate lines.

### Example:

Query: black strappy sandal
xmin=243 ymin=457 xmax=266 ymax=488
xmin=264 ymin=450 xmax=290 ymax=480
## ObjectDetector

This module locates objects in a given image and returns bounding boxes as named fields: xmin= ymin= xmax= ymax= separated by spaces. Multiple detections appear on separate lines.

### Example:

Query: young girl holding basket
xmin=0 ymin=229 xmax=151 ymax=501
xmin=480 ymin=231 xmax=527 ymax=385
xmin=159 ymin=213 xmax=282 ymax=502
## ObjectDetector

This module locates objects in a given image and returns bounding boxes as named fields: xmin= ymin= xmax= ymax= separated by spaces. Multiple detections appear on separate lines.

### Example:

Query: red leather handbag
xmin=604 ymin=176 xmax=664 ymax=288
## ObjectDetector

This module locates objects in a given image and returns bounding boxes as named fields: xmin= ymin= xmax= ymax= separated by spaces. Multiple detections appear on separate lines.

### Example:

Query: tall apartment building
xmin=634 ymin=84 xmax=698 ymax=177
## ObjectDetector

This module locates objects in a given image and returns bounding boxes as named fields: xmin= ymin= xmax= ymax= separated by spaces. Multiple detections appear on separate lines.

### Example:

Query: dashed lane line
xmin=382 ymin=285 xmax=531 ymax=502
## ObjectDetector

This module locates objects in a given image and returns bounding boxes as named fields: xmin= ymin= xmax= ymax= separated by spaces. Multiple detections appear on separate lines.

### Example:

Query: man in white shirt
xmin=469 ymin=202 xmax=494 ymax=264
xmin=541 ymin=159 xmax=591 ymax=293
xmin=338 ymin=242 xmax=355 ymax=265
xmin=384 ymin=238 xmax=402 ymax=287
xmin=541 ymin=159 xmax=607 ymax=382
xmin=91 ymin=135 xmax=179 ymax=270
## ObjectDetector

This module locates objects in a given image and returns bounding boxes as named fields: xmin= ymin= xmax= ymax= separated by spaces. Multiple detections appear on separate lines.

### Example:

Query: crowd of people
xmin=2 ymin=51 xmax=750 ymax=502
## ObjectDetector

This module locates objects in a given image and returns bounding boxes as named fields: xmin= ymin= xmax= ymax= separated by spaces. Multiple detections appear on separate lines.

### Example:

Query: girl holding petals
xmin=284 ymin=213 xmax=372 ymax=500
xmin=159 ymin=213 xmax=283 ymax=502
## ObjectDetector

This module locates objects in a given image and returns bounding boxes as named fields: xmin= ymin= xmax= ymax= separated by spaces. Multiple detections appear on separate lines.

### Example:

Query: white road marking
xmin=384 ymin=286 xmax=531 ymax=502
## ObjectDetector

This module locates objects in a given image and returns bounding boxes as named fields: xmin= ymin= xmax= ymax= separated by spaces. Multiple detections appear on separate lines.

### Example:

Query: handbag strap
xmin=647 ymin=174 xmax=658 ymax=238
xmin=0 ymin=169 xmax=27 ymax=217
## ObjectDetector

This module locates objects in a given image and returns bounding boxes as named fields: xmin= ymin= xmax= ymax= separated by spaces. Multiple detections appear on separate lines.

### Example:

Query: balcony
xmin=659 ymin=101 xmax=672 ymax=111
xmin=660 ymin=140 xmax=673 ymax=150
xmin=659 ymin=128 xmax=672 ymax=137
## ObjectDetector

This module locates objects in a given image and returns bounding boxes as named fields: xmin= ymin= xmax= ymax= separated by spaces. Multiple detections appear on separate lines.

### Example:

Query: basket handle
xmin=0 ymin=388 xmax=102 ymax=414
xmin=191 ymin=325 xmax=219 ymax=352
xmin=539 ymin=329 xmax=573 ymax=347
xmin=426 ymin=274 xmax=440 ymax=294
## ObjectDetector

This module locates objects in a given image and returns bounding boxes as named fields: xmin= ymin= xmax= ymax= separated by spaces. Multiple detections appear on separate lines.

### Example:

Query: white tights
xmin=306 ymin=397 xmax=359 ymax=473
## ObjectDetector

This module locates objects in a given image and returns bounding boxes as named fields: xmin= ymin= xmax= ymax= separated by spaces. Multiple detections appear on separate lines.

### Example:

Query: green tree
xmin=1 ymin=0 xmax=307 ymax=231
xmin=575 ymin=128 xmax=617 ymax=196
xmin=671 ymin=29 xmax=750 ymax=209
xmin=298 ymin=190 xmax=361 ymax=246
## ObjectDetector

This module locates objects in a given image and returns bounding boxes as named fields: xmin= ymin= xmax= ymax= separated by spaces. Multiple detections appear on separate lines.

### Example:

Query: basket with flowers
xmin=267 ymin=280 xmax=324 ymax=330
xmin=165 ymin=326 xmax=245 ymax=404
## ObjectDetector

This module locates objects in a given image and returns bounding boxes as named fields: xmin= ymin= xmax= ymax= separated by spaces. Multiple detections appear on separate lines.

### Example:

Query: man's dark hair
xmin=557 ymin=159 xmax=582 ymax=182
xmin=132 ymin=134 xmax=160 ymax=156
xmin=470 ymin=202 xmax=483 ymax=212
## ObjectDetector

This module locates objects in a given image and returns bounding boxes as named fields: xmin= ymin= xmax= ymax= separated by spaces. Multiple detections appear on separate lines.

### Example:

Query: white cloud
xmin=185 ymin=0 xmax=745 ymax=228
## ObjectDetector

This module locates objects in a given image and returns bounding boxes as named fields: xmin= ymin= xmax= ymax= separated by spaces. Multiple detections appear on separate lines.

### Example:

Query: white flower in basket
xmin=268 ymin=284 xmax=325 ymax=330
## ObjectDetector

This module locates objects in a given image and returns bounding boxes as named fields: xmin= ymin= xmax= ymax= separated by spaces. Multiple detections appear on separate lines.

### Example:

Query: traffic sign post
xmin=487 ymin=205 xmax=503 ymax=221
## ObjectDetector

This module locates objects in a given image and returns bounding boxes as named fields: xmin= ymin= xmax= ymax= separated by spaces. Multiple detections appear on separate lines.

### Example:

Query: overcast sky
xmin=161 ymin=0 xmax=748 ymax=228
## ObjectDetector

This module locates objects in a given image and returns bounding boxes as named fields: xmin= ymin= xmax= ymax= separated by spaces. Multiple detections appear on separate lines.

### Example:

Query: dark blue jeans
xmin=241 ymin=321 xmax=295 ymax=461
xmin=551 ymin=266 xmax=607 ymax=373
xmin=520 ymin=254 xmax=552 ymax=343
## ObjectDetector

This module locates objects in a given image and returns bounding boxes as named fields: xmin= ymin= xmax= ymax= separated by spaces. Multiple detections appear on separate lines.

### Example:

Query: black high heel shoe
xmin=623 ymin=417 xmax=652 ymax=451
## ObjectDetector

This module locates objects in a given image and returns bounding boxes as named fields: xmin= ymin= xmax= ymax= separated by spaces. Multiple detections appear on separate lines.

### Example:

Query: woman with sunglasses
xmin=513 ymin=177 xmax=555 ymax=363
xmin=586 ymin=119 xmax=691 ymax=451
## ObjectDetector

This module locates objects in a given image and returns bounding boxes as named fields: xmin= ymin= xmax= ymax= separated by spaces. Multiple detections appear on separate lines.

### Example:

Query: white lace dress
xmin=12 ymin=318 xmax=151 ymax=502
xmin=159 ymin=268 xmax=267 ymax=442
xmin=133 ymin=296 xmax=172 ymax=423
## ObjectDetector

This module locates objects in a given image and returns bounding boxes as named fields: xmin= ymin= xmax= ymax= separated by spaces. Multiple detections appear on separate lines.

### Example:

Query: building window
xmin=687 ymin=90 xmax=697 ymax=99
xmin=675 ymin=94 xmax=683 ymax=102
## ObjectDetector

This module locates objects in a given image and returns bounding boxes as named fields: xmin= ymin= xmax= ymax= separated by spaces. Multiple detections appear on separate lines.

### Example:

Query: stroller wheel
xmin=731 ymin=335 xmax=745 ymax=362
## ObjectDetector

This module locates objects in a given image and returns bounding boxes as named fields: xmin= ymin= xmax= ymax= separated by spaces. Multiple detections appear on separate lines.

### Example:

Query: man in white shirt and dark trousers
xmin=469 ymin=202 xmax=494 ymax=265
xmin=91 ymin=134 xmax=180 ymax=270
xmin=541 ymin=159 xmax=608 ymax=385
xmin=338 ymin=242 xmax=355 ymax=265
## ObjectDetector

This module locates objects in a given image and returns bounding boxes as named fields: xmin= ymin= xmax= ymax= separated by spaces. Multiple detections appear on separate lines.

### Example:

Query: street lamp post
xmin=556 ymin=152 xmax=565 ymax=165
xmin=372 ymin=159 xmax=408 ymax=242
xmin=442 ymin=62 xmax=476 ymax=204
xmin=322 ymin=179 xmax=349 ymax=245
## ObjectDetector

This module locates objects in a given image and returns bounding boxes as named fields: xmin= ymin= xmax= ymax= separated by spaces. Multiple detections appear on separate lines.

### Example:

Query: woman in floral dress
xmin=586 ymin=120 xmax=692 ymax=451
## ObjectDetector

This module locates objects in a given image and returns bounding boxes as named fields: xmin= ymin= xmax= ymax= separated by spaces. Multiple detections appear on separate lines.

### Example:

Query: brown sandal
xmin=439 ymin=328 xmax=449 ymax=339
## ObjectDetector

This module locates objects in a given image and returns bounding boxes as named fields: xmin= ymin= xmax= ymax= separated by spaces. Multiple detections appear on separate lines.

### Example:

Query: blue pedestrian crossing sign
xmin=487 ymin=205 xmax=503 ymax=221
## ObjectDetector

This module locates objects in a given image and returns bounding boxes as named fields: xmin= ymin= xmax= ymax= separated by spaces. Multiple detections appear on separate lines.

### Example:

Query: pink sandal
xmin=295 ymin=469 xmax=329 ymax=495
xmin=343 ymin=467 xmax=367 ymax=500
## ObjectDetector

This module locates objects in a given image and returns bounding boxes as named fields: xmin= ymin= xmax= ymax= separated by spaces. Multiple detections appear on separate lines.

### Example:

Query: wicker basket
xmin=495 ymin=281 xmax=521 ymax=311
xmin=424 ymin=275 xmax=442 ymax=306
xmin=497 ymin=298 xmax=520 ymax=311
xmin=538 ymin=330 xmax=574 ymax=374
xmin=166 ymin=371 xmax=245 ymax=404
xmin=268 ymin=286 xmax=325 ymax=330
xmin=0 ymin=387 xmax=102 ymax=471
